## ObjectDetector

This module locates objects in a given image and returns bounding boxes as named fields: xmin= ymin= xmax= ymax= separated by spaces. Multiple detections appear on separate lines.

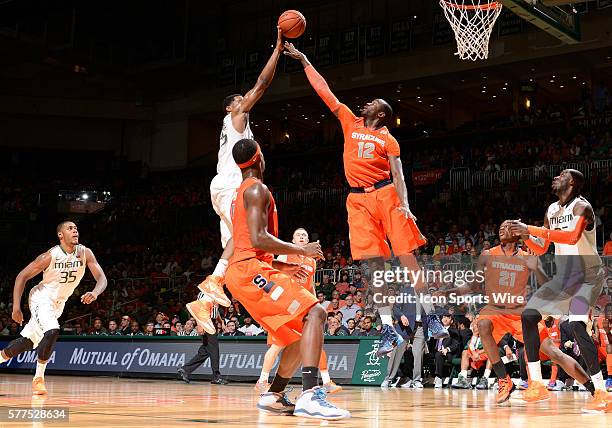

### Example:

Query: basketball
xmin=278 ymin=10 xmax=306 ymax=39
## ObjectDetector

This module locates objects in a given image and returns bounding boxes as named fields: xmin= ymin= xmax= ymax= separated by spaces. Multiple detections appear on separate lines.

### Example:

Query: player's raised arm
xmin=233 ymin=27 xmax=284 ymax=126
xmin=81 ymin=247 xmax=107 ymax=304
xmin=283 ymin=42 xmax=355 ymax=121
xmin=12 ymin=252 xmax=52 ymax=325
xmin=243 ymin=181 xmax=322 ymax=259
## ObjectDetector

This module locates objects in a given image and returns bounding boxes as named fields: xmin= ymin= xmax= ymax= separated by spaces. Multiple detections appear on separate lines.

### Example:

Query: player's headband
xmin=237 ymin=145 xmax=262 ymax=169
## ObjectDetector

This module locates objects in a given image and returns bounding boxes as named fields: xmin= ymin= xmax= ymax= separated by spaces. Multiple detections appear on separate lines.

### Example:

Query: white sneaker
xmin=380 ymin=380 xmax=390 ymax=389
xmin=400 ymin=380 xmax=412 ymax=389
xmin=434 ymin=377 xmax=443 ymax=389
xmin=293 ymin=387 xmax=351 ymax=420
xmin=412 ymin=380 xmax=424 ymax=389
xmin=257 ymin=391 xmax=295 ymax=415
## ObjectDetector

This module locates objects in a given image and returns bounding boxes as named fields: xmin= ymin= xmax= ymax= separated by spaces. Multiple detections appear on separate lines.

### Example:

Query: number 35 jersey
xmin=337 ymin=104 xmax=401 ymax=188
xmin=31 ymin=245 xmax=87 ymax=304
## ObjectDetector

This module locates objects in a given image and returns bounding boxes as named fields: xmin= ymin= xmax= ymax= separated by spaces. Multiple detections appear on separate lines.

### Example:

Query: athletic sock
xmin=258 ymin=371 xmax=270 ymax=383
xmin=378 ymin=307 xmax=393 ymax=327
xmin=268 ymin=375 xmax=290 ymax=393
xmin=321 ymin=370 xmax=331 ymax=384
xmin=492 ymin=361 xmax=508 ymax=379
xmin=583 ymin=379 xmax=596 ymax=396
xmin=459 ymin=370 xmax=468 ymax=378
xmin=527 ymin=361 xmax=542 ymax=382
xmin=302 ymin=366 xmax=319 ymax=391
xmin=212 ymin=259 xmax=228 ymax=278
xmin=35 ymin=360 xmax=47 ymax=379
xmin=590 ymin=371 xmax=604 ymax=391
xmin=483 ymin=368 xmax=491 ymax=379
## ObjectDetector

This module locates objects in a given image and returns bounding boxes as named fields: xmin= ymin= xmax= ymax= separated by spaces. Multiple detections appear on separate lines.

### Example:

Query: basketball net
xmin=439 ymin=0 xmax=503 ymax=61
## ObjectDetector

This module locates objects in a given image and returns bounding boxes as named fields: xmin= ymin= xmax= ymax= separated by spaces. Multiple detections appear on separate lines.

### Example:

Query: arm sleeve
xmin=527 ymin=216 xmax=587 ymax=245
xmin=304 ymin=64 xmax=356 ymax=122
xmin=524 ymin=236 xmax=551 ymax=256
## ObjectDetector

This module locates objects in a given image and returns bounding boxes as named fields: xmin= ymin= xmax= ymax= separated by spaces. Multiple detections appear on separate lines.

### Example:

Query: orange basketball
xmin=278 ymin=10 xmax=306 ymax=39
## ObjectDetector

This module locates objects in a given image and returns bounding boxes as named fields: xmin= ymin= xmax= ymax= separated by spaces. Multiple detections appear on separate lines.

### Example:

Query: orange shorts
xmin=226 ymin=257 xmax=318 ymax=347
xmin=466 ymin=348 xmax=488 ymax=370
xmin=346 ymin=184 xmax=426 ymax=260
xmin=478 ymin=308 xmax=550 ymax=345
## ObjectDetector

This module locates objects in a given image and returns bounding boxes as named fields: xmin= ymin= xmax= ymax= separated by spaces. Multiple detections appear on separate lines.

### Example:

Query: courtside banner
xmin=0 ymin=337 xmax=373 ymax=381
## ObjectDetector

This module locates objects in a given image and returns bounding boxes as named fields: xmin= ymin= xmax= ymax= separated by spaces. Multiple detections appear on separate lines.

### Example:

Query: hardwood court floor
xmin=0 ymin=375 xmax=610 ymax=427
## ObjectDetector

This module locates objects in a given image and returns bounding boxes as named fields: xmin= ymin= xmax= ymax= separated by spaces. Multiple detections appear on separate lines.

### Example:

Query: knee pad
xmin=3 ymin=337 xmax=34 ymax=358
xmin=37 ymin=329 xmax=60 ymax=361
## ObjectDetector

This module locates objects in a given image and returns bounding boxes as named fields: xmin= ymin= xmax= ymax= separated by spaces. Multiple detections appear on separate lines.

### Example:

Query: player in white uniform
xmin=0 ymin=221 xmax=107 ymax=395
xmin=509 ymin=169 xmax=611 ymax=411
xmin=188 ymin=27 xmax=286 ymax=329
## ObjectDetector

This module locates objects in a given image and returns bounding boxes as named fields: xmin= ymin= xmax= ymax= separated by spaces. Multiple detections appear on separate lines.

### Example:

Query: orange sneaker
xmin=521 ymin=381 xmax=550 ymax=403
xmin=581 ymin=390 xmax=612 ymax=414
xmin=496 ymin=375 xmax=516 ymax=404
xmin=186 ymin=300 xmax=216 ymax=334
xmin=32 ymin=377 xmax=47 ymax=395
xmin=197 ymin=275 xmax=231 ymax=307
xmin=323 ymin=380 xmax=343 ymax=394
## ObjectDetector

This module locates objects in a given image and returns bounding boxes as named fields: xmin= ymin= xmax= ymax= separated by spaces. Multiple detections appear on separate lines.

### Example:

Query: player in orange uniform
xmin=477 ymin=221 xmax=595 ymax=404
xmin=255 ymin=228 xmax=341 ymax=394
xmin=223 ymin=138 xmax=349 ymax=420
xmin=283 ymin=42 xmax=434 ymax=356
xmin=596 ymin=303 xmax=612 ymax=391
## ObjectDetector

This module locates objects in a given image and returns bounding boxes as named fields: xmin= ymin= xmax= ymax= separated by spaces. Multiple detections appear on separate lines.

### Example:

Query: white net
xmin=439 ymin=0 xmax=503 ymax=61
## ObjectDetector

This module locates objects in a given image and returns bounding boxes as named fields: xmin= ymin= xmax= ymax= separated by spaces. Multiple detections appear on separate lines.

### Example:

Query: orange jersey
xmin=277 ymin=254 xmax=316 ymax=292
xmin=596 ymin=316 xmax=610 ymax=347
xmin=547 ymin=318 xmax=561 ymax=346
xmin=484 ymin=245 xmax=531 ymax=309
xmin=229 ymin=177 xmax=278 ymax=265
xmin=337 ymin=105 xmax=401 ymax=188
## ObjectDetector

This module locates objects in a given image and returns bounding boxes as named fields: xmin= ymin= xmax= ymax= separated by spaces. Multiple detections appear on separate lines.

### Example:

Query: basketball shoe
xmin=581 ymin=390 xmax=612 ymax=414
xmin=521 ymin=381 xmax=550 ymax=402
xmin=186 ymin=298 xmax=216 ymax=334
xmin=257 ymin=391 xmax=295 ymax=415
xmin=496 ymin=375 xmax=515 ymax=404
xmin=376 ymin=324 xmax=404 ymax=357
xmin=32 ymin=377 xmax=47 ymax=395
xmin=197 ymin=275 xmax=231 ymax=307
xmin=293 ymin=387 xmax=350 ymax=420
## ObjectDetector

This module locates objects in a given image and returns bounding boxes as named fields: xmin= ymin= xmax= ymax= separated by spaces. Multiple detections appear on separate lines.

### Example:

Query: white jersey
xmin=214 ymin=113 xmax=254 ymax=188
xmin=546 ymin=196 xmax=599 ymax=257
xmin=30 ymin=245 xmax=87 ymax=304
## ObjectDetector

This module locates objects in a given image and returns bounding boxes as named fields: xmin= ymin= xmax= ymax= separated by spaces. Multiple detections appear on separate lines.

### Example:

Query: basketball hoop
xmin=439 ymin=0 xmax=503 ymax=61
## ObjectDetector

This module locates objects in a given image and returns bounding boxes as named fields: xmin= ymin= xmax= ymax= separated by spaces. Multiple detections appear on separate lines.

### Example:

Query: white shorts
xmin=210 ymin=174 xmax=240 ymax=248
xmin=21 ymin=292 xmax=65 ymax=348
xmin=526 ymin=263 xmax=605 ymax=323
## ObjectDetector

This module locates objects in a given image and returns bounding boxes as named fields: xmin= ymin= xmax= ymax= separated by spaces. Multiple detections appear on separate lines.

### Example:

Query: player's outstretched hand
xmin=508 ymin=219 xmax=529 ymax=238
xmin=81 ymin=291 xmax=98 ymax=305
xmin=283 ymin=42 xmax=305 ymax=61
xmin=288 ymin=265 xmax=310 ymax=282
xmin=302 ymin=240 xmax=323 ymax=259
xmin=275 ymin=26 xmax=284 ymax=52
xmin=396 ymin=205 xmax=417 ymax=221
xmin=12 ymin=308 xmax=23 ymax=326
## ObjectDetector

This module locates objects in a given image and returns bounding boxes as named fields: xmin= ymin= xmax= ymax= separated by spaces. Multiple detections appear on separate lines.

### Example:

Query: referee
xmin=177 ymin=303 xmax=228 ymax=384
